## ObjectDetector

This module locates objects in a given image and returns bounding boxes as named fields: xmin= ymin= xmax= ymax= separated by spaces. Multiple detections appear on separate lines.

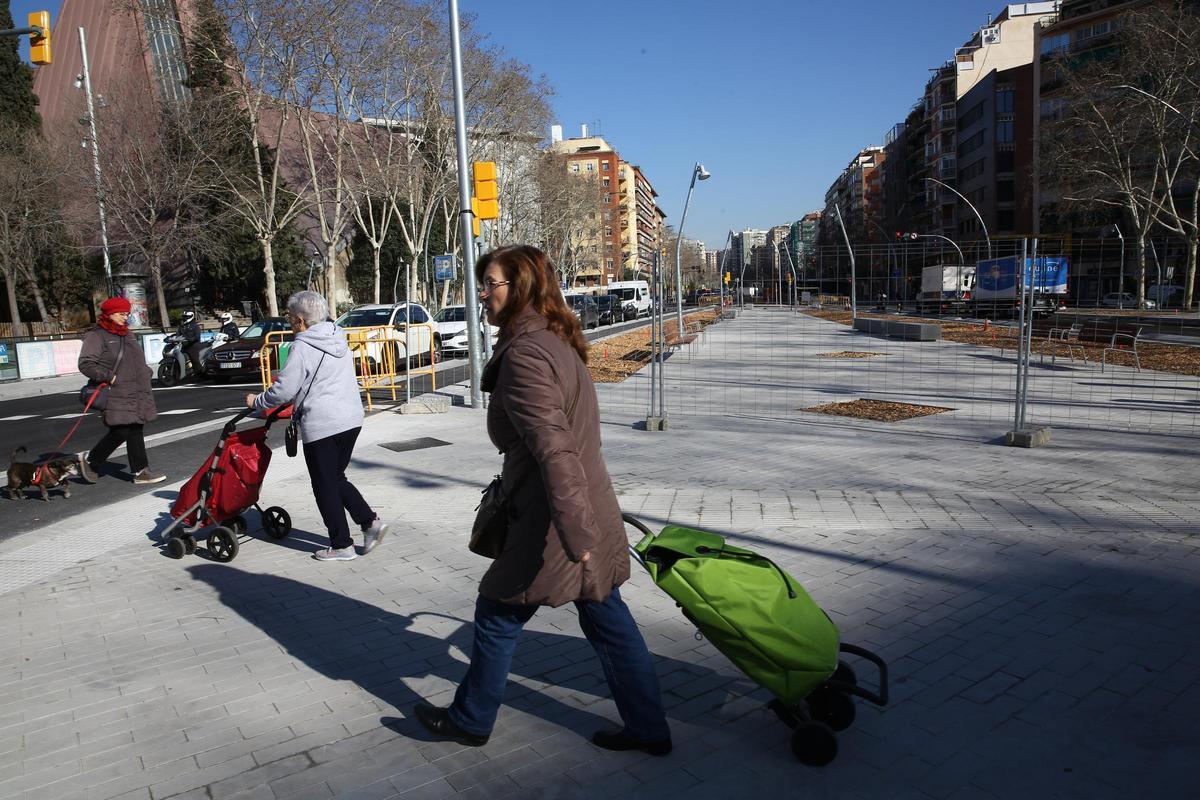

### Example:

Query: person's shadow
xmin=186 ymin=564 xmax=722 ymax=746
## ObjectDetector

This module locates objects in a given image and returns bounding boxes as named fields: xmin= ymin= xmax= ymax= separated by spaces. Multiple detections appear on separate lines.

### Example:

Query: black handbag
xmin=79 ymin=336 xmax=125 ymax=412
xmin=469 ymin=379 xmax=580 ymax=559
xmin=283 ymin=351 xmax=326 ymax=458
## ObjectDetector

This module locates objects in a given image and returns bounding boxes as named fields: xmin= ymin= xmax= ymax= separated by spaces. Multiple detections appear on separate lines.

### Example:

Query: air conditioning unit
xmin=981 ymin=26 xmax=1001 ymax=45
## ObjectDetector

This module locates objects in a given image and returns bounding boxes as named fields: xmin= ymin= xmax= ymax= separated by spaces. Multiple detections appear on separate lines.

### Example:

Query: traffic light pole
xmin=447 ymin=0 xmax=483 ymax=408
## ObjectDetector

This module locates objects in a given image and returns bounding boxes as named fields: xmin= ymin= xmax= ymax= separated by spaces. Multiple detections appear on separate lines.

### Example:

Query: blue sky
xmin=13 ymin=0 xmax=1000 ymax=248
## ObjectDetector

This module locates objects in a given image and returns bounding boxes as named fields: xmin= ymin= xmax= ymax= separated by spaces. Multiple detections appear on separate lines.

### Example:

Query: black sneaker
xmin=592 ymin=729 xmax=672 ymax=756
xmin=413 ymin=703 xmax=489 ymax=747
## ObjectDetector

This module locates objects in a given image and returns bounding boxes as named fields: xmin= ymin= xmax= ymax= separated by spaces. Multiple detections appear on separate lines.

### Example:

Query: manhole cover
xmin=801 ymin=399 xmax=954 ymax=422
xmin=379 ymin=437 xmax=453 ymax=453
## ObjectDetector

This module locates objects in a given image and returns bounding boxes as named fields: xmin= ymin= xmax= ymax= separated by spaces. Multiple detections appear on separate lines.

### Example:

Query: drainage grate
xmin=379 ymin=437 xmax=453 ymax=453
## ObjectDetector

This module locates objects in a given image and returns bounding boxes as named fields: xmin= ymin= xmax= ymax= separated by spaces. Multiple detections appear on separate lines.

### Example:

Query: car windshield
xmin=240 ymin=319 xmax=287 ymax=339
xmin=611 ymin=288 xmax=636 ymax=300
xmin=597 ymin=296 xmax=614 ymax=308
xmin=435 ymin=307 xmax=466 ymax=323
xmin=568 ymin=296 xmax=586 ymax=307
xmin=337 ymin=308 xmax=394 ymax=327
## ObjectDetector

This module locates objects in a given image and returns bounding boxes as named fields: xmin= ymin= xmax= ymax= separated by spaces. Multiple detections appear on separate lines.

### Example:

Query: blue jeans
xmin=448 ymin=588 xmax=670 ymax=741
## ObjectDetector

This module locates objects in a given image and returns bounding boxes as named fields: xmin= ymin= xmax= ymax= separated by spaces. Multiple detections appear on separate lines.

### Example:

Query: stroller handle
xmin=223 ymin=403 xmax=292 ymax=436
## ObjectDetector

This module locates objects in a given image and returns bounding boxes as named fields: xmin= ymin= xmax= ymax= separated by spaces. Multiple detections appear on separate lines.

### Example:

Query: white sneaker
xmin=362 ymin=519 xmax=389 ymax=554
xmin=313 ymin=546 xmax=357 ymax=561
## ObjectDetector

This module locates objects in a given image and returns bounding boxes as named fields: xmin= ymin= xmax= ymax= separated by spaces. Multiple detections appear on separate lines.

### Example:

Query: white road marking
xmin=158 ymin=408 xmax=199 ymax=415
xmin=0 ymin=415 xmax=38 ymax=421
xmin=46 ymin=413 xmax=92 ymax=419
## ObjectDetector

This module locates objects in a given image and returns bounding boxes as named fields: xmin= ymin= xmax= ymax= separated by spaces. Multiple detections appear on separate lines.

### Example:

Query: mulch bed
xmin=587 ymin=310 xmax=720 ymax=383
xmin=817 ymin=351 xmax=887 ymax=359
xmin=804 ymin=309 xmax=1200 ymax=376
xmin=802 ymin=398 xmax=954 ymax=422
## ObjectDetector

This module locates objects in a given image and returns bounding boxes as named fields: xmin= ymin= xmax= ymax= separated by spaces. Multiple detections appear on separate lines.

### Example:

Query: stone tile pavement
xmin=1 ymin=311 xmax=1198 ymax=799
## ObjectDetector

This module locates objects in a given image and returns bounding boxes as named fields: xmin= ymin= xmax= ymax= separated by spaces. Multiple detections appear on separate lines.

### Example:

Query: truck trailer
xmin=972 ymin=256 xmax=1069 ymax=317
xmin=918 ymin=265 xmax=975 ymax=312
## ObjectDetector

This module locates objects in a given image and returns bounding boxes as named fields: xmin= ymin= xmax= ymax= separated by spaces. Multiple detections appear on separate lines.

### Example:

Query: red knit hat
xmin=99 ymin=297 xmax=131 ymax=315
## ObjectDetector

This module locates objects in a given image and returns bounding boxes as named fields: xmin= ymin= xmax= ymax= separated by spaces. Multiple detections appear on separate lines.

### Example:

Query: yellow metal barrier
xmin=259 ymin=325 xmax=438 ymax=409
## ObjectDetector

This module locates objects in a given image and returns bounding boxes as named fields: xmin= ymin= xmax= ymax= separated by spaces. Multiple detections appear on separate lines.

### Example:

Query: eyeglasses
xmin=480 ymin=279 xmax=510 ymax=293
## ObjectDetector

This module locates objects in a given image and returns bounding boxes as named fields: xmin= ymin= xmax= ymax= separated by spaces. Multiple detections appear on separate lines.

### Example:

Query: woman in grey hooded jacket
xmin=245 ymin=291 xmax=388 ymax=561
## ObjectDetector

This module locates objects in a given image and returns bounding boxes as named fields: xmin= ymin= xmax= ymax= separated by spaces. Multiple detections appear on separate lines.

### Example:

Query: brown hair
xmin=476 ymin=245 xmax=588 ymax=363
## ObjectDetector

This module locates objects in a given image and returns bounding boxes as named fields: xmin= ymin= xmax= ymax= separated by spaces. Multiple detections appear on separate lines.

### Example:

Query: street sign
xmin=434 ymin=254 xmax=456 ymax=282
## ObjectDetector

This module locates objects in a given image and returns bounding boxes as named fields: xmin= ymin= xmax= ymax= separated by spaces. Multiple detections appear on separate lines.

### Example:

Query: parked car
xmin=1100 ymin=293 xmax=1155 ymax=310
xmin=1147 ymin=284 xmax=1183 ymax=308
xmin=566 ymin=294 xmax=600 ymax=329
xmin=335 ymin=303 xmax=436 ymax=369
xmin=205 ymin=317 xmax=292 ymax=383
xmin=433 ymin=304 xmax=498 ymax=356
xmin=595 ymin=294 xmax=619 ymax=326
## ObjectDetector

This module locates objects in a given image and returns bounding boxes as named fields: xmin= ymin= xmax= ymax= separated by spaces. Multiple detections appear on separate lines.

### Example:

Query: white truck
xmin=606 ymin=280 xmax=651 ymax=318
xmin=918 ymin=265 xmax=975 ymax=312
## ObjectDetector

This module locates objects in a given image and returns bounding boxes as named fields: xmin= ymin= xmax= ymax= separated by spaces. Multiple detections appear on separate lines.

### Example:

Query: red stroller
xmin=163 ymin=406 xmax=293 ymax=562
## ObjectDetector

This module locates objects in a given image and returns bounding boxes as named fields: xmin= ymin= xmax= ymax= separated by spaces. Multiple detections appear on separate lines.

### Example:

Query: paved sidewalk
xmin=1 ymin=312 xmax=1198 ymax=799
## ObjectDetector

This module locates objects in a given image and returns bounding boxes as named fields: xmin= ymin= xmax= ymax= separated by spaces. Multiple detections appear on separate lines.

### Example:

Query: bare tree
xmin=534 ymin=153 xmax=608 ymax=286
xmin=0 ymin=122 xmax=56 ymax=326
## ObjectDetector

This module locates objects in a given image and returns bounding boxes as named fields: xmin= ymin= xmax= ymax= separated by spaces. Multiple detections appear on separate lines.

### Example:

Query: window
xmin=140 ymin=0 xmax=192 ymax=105
xmin=602 ymin=162 xmax=609 ymax=171
xmin=962 ymin=158 xmax=987 ymax=182
xmin=997 ymin=180 xmax=1014 ymax=202
xmin=995 ymin=86 xmax=1014 ymax=114
xmin=998 ymin=209 xmax=1015 ymax=231
xmin=586 ymin=163 xmax=595 ymax=172
xmin=1041 ymin=32 xmax=1069 ymax=56
xmin=996 ymin=120 xmax=1013 ymax=144
xmin=959 ymin=130 xmax=986 ymax=157
xmin=571 ymin=163 xmax=580 ymax=173
xmin=997 ymin=151 xmax=1015 ymax=173
xmin=1075 ymin=20 xmax=1114 ymax=44
xmin=602 ymin=177 xmax=610 ymax=188
xmin=1040 ymin=98 xmax=1066 ymax=121
xmin=960 ymin=101 xmax=985 ymax=129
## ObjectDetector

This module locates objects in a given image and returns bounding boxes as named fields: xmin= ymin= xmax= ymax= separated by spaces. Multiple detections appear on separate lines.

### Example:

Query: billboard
xmin=975 ymin=256 xmax=1069 ymax=300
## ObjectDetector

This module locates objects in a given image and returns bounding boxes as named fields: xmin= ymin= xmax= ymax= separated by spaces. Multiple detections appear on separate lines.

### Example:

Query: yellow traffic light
xmin=28 ymin=11 xmax=51 ymax=65
xmin=724 ymin=271 xmax=731 ymax=284
xmin=470 ymin=198 xmax=481 ymax=237
xmin=472 ymin=161 xmax=499 ymax=220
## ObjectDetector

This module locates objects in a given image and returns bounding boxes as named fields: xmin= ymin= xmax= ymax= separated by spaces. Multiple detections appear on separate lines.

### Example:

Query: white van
xmin=606 ymin=280 xmax=651 ymax=319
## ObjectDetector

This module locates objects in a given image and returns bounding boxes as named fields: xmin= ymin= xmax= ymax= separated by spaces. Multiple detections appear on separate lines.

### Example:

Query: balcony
xmin=937 ymin=156 xmax=956 ymax=180
xmin=935 ymin=107 xmax=956 ymax=130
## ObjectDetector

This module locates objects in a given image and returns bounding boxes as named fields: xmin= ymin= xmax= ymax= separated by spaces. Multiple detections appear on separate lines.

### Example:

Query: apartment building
xmin=550 ymin=130 xmax=624 ymax=286
xmin=617 ymin=162 xmax=660 ymax=280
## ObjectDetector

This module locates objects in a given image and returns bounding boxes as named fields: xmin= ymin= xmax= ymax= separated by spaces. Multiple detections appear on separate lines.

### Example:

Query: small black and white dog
xmin=5 ymin=447 xmax=79 ymax=501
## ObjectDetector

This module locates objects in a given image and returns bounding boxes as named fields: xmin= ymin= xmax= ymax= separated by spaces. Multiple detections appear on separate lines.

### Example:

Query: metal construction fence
xmin=592 ymin=298 xmax=1200 ymax=439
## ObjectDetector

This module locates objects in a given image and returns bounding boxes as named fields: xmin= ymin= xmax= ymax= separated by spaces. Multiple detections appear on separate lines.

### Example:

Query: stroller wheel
xmin=262 ymin=506 xmax=291 ymax=540
xmin=228 ymin=515 xmax=247 ymax=537
xmin=182 ymin=534 xmax=197 ymax=555
xmin=207 ymin=527 xmax=239 ymax=562
xmin=166 ymin=537 xmax=187 ymax=559
xmin=807 ymin=687 xmax=856 ymax=732
xmin=833 ymin=660 xmax=858 ymax=687
xmin=791 ymin=721 xmax=838 ymax=767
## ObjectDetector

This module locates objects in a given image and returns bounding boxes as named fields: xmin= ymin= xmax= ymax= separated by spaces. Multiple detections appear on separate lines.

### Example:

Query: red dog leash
xmin=33 ymin=383 xmax=107 ymax=486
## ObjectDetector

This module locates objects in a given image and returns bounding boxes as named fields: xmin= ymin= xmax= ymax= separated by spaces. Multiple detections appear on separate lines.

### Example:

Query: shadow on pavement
xmin=186 ymin=565 xmax=727 ymax=747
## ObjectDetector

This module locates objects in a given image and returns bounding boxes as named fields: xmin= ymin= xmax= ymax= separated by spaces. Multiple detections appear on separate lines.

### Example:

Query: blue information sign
xmin=434 ymin=254 xmax=456 ymax=282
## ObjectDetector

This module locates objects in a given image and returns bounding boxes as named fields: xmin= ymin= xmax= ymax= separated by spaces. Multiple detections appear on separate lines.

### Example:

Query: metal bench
xmin=1101 ymin=324 xmax=1142 ymax=372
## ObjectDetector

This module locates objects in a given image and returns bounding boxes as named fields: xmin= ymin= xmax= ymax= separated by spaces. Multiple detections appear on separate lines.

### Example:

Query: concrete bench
xmin=852 ymin=317 xmax=941 ymax=342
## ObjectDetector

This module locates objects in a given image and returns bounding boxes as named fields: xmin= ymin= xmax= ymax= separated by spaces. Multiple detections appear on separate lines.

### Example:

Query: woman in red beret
xmin=76 ymin=297 xmax=166 ymax=484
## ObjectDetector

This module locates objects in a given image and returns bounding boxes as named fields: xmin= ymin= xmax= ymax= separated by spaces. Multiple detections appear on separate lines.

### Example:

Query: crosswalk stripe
xmin=158 ymin=408 xmax=199 ymax=415
xmin=46 ymin=413 xmax=90 ymax=419
xmin=0 ymin=415 xmax=38 ymax=421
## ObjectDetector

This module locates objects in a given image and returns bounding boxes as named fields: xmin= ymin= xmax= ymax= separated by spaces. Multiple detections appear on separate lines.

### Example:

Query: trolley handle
xmin=222 ymin=403 xmax=292 ymax=436
xmin=832 ymin=643 xmax=889 ymax=707
xmin=622 ymin=512 xmax=654 ymax=570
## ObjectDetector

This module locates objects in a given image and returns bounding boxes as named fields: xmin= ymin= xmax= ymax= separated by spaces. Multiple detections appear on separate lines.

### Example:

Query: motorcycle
xmin=157 ymin=331 xmax=229 ymax=386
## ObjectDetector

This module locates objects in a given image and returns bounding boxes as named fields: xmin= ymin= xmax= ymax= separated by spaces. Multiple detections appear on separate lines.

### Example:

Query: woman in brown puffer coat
xmin=413 ymin=245 xmax=671 ymax=757
xmin=76 ymin=297 xmax=165 ymax=485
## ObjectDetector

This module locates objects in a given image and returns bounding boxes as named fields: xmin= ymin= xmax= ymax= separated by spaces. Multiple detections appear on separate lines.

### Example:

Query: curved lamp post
xmin=926 ymin=177 xmax=991 ymax=259
xmin=675 ymin=162 xmax=710 ymax=335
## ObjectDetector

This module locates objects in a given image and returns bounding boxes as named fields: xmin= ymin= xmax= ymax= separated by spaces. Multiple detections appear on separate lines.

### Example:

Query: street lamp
xmin=675 ymin=162 xmax=710 ymax=335
xmin=925 ymin=177 xmax=991 ymax=260
xmin=76 ymin=28 xmax=113 ymax=296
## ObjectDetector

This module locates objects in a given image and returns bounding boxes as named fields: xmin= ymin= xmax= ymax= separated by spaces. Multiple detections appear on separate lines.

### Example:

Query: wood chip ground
xmin=802 ymin=398 xmax=955 ymax=422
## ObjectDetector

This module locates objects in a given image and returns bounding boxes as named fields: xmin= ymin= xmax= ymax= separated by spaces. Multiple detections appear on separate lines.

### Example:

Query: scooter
xmin=157 ymin=332 xmax=229 ymax=386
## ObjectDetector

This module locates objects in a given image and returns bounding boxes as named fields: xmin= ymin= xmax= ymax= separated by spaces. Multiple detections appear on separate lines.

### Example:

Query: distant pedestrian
xmin=244 ymin=291 xmax=387 ymax=561
xmin=414 ymin=245 xmax=672 ymax=755
xmin=77 ymin=297 xmax=166 ymax=485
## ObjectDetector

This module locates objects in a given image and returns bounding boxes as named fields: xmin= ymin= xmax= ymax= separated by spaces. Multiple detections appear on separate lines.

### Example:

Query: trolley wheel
xmin=228 ymin=515 xmax=247 ymax=537
xmin=832 ymin=660 xmax=858 ymax=687
xmin=790 ymin=721 xmax=838 ymax=767
xmin=262 ymin=506 xmax=291 ymax=539
xmin=182 ymin=534 xmax=197 ymax=555
xmin=807 ymin=687 xmax=856 ymax=732
xmin=206 ymin=527 xmax=239 ymax=562
xmin=166 ymin=537 xmax=187 ymax=559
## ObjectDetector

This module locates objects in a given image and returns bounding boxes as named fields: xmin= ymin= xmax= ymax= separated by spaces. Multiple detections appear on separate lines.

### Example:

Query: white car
xmin=434 ymin=305 xmax=498 ymax=356
xmin=335 ymin=303 xmax=436 ymax=369
xmin=1100 ymin=293 xmax=1155 ymax=310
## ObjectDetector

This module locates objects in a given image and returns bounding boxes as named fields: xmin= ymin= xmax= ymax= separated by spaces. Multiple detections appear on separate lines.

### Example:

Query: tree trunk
xmin=152 ymin=258 xmax=170 ymax=329
xmin=325 ymin=243 xmax=337 ymax=313
xmin=262 ymin=237 xmax=278 ymax=316
xmin=1135 ymin=237 xmax=1147 ymax=304
xmin=24 ymin=268 xmax=49 ymax=322
xmin=4 ymin=270 xmax=21 ymax=329
xmin=372 ymin=245 xmax=382 ymax=304
xmin=1185 ymin=236 xmax=1197 ymax=311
